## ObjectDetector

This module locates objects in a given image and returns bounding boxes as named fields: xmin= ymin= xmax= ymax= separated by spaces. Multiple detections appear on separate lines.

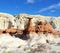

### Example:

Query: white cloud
xmin=39 ymin=2 xmax=60 ymax=13
xmin=26 ymin=0 xmax=42 ymax=4
xmin=50 ymin=10 xmax=55 ymax=13
xmin=27 ymin=0 xmax=35 ymax=3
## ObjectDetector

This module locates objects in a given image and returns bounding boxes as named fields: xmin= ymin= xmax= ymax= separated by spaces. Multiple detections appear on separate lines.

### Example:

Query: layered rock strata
xmin=0 ymin=13 xmax=60 ymax=53
xmin=0 ymin=13 xmax=60 ymax=38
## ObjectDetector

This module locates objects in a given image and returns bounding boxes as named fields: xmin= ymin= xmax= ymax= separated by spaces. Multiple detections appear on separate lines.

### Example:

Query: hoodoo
xmin=36 ymin=21 xmax=60 ymax=35
xmin=26 ymin=18 xmax=35 ymax=34
xmin=36 ymin=21 xmax=45 ymax=34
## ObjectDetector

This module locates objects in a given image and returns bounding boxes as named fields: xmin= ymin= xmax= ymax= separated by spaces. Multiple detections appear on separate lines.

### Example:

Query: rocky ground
xmin=0 ymin=33 xmax=60 ymax=53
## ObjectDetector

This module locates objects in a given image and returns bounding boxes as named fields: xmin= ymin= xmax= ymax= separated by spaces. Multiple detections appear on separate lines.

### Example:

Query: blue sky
xmin=0 ymin=0 xmax=60 ymax=16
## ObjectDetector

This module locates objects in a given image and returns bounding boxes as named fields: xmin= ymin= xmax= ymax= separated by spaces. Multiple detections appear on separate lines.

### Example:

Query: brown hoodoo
xmin=36 ymin=21 xmax=60 ymax=35
xmin=25 ymin=18 xmax=35 ymax=34
xmin=44 ymin=22 xmax=60 ymax=35
xmin=36 ymin=21 xmax=45 ymax=34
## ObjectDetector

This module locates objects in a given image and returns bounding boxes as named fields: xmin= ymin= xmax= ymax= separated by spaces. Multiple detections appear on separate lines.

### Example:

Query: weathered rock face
xmin=25 ymin=18 xmax=35 ymax=34
xmin=0 ymin=13 xmax=60 ymax=31
xmin=15 ymin=14 xmax=60 ymax=31
xmin=0 ymin=13 xmax=60 ymax=53
xmin=36 ymin=21 xmax=60 ymax=35
xmin=0 ymin=13 xmax=60 ymax=36
xmin=0 ymin=13 xmax=15 ymax=30
xmin=14 ymin=14 xmax=60 ymax=39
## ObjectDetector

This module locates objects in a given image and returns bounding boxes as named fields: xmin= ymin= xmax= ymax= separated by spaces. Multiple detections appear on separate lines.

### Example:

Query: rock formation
xmin=0 ymin=13 xmax=60 ymax=53
xmin=25 ymin=18 xmax=35 ymax=33
xmin=36 ymin=21 xmax=60 ymax=35
xmin=36 ymin=21 xmax=45 ymax=34
xmin=0 ymin=13 xmax=60 ymax=38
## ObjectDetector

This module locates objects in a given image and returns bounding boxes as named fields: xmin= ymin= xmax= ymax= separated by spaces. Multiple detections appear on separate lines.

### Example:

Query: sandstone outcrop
xmin=0 ymin=13 xmax=60 ymax=53
xmin=25 ymin=18 xmax=35 ymax=33
xmin=0 ymin=13 xmax=15 ymax=30
xmin=36 ymin=21 xmax=60 ymax=35
xmin=0 ymin=13 xmax=60 ymax=38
